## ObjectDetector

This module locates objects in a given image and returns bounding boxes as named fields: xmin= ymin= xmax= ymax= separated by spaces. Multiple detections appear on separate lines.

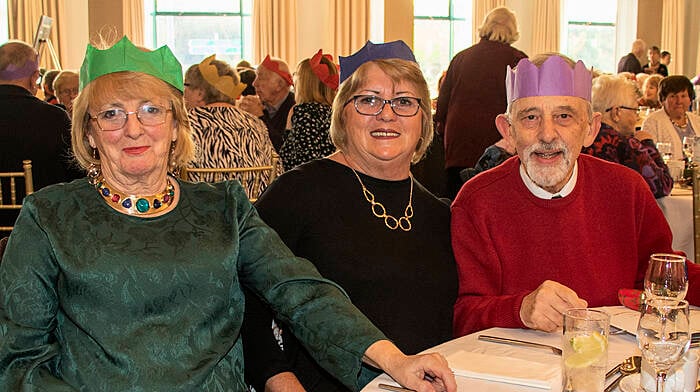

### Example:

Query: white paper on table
xmin=445 ymin=350 xmax=558 ymax=390
xmin=609 ymin=307 xmax=700 ymax=336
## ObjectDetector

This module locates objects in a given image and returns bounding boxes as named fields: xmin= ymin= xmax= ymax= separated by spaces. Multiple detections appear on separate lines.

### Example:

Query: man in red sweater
xmin=451 ymin=54 xmax=700 ymax=337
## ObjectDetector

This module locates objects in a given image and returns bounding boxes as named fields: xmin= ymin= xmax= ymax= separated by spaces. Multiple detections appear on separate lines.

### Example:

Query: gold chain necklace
xmin=349 ymin=167 xmax=413 ymax=231
xmin=671 ymin=114 xmax=688 ymax=128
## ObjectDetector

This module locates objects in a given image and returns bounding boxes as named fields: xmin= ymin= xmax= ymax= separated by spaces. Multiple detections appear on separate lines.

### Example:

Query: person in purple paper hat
xmin=451 ymin=53 xmax=700 ymax=336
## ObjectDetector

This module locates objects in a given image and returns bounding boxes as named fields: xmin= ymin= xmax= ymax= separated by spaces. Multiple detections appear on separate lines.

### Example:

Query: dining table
xmin=361 ymin=306 xmax=699 ymax=392
xmin=656 ymin=186 xmax=694 ymax=260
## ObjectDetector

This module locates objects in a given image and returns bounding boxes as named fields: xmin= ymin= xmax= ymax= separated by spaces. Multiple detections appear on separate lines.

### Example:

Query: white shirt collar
xmin=519 ymin=160 xmax=578 ymax=199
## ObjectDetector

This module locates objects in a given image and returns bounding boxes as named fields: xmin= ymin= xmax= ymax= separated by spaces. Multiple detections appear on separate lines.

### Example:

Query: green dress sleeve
xmin=0 ymin=197 xmax=78 ymax=391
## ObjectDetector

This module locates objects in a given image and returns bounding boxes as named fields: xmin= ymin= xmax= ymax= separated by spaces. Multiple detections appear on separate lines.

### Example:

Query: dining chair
xmin=0 ymin=236 xmax=8 ymax=262
xmin=0 ymin=160 xmax=34 ymax=233
xmin=693 ymin=167 xmax=700 ymax=263
xmin=180 ymin=153 xmax=279 ymax=202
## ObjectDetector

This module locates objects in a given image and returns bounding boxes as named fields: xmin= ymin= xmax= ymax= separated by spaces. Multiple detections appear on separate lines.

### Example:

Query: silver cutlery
xmin=604 ymin=356 xmax=641 ymax=392
xmin=378 ymin=384 xmax=414 ymax=392
xmin=478 ymin=334 xmax=563 ymax=355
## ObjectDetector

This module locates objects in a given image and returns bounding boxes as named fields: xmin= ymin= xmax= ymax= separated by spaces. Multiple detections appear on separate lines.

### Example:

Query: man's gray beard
xmin=522 ymin=141 xmax=571 ymax=191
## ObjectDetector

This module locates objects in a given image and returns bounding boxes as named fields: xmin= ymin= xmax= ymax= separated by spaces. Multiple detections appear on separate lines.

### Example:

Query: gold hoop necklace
xmin=348 ymin=167 xmax=413 ymax=231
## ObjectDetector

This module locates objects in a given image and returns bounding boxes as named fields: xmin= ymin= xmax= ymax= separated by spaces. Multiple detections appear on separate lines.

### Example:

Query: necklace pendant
xmin=135 ymin=198 xmax=150 ymax=213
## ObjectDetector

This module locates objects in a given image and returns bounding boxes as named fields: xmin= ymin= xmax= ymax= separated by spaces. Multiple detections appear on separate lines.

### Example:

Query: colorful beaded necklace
xmin=94 ymin=177 xmax=175 ymax=216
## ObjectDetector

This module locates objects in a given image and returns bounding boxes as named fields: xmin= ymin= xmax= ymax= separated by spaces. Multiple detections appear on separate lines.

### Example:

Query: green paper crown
xmin=80 ymin=36 xmax=183 ymax=92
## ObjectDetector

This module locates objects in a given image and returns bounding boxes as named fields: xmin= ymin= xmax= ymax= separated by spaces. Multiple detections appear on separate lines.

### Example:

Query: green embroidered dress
xmin=0 ymin=178 xmax=385 ymax=391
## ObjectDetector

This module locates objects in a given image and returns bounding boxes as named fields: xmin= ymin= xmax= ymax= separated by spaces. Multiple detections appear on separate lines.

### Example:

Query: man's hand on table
xmin=519 ymin=280 xmax=588 ymax=332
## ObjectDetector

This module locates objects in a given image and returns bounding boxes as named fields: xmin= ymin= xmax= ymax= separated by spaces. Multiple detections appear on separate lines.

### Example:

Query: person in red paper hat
xmin=277 ymin=49 xmax=339 ymax=171
xmin=239 ymin=55 xmax=295 ymax=152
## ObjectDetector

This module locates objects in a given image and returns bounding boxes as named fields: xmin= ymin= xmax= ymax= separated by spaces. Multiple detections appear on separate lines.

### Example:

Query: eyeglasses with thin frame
xmin=345 ymin=95 xmax=421 ymax=117
xmin=89 ymin=104 xmax=172 ymax=131
xmin=605 ymin=105 xmax=639 ymax=114
xmin=58 ymin=88 xmax=79 ymax=96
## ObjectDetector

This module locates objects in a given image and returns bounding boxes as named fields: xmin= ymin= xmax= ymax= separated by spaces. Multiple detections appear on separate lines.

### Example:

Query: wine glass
xmin=637 ymin=299 xmax=690 ymax=392
xmin=682 ymin=136 xmax=695 ymax=163
xmin=644 ymin=253 xmax=688 ymax=301
xmin=655 ymin=142 xmax=672 ymax=163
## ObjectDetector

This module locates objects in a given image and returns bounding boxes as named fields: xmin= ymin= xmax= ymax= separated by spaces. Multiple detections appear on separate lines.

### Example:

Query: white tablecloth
xmin=360 ymin=307 xmax=647 ymax=392
xmin=657 ymin=187 xmax=694 ymax=260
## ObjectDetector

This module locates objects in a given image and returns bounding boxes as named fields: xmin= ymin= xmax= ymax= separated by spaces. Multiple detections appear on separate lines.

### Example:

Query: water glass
xmin=637 ymin=299 xmax=690 ymax=392
xmin=562 ymin=308 xmax=610 ymax=392
xmin=644 ymin=254 xmax=688 ymax=301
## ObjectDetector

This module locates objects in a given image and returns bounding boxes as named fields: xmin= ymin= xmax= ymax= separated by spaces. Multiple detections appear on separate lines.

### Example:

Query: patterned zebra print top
xmin=188 ymin=106 xmax=277 ymax=198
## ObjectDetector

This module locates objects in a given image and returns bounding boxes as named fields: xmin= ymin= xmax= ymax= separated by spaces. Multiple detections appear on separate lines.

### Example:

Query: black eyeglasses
xmin=345 ymin=95 xmax=421 ymax=117
xmin=89 ymin=104 xmax=172 ymax=131
xmin=605 ymin=105 xmax=639 ymax=113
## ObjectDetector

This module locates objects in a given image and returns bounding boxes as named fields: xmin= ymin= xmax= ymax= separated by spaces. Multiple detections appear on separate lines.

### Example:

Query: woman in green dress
xmin=0 ymin=36 xmax=455 ymax=392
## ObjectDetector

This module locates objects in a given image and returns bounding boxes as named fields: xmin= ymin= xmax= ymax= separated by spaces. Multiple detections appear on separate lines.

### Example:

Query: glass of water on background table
xmin=562 ymin=308 xmax=610 ymax=392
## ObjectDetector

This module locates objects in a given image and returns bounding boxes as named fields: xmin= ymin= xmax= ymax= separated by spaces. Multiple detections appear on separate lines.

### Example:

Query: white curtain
xmin=329 ymin=0 xmax=370 ymax=57
xmin=122 ymin=0 xmax=144 ymax=46
xmin=661 ymin=0 xmax=683 ymax=76
xmin=530 ymin=0 xmax=560 ymax=56
xmin=253 ymin=0 xmax=298 ymax=67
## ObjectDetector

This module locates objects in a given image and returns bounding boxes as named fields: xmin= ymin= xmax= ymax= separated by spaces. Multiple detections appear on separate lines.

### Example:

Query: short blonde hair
xmin=72 ymin=71 xmax=195 ymax=171
xmin=478 ymin=7 xmax=520 ymax=44
xmin=329 ymin=59 xmax=433 ymax=164
xmin=294 ymin=56 xmax=337 ymax=105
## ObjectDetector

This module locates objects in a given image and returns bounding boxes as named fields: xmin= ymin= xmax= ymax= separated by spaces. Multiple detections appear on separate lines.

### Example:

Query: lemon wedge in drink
xmin=565 ymin=332 xmax=607 ymax=368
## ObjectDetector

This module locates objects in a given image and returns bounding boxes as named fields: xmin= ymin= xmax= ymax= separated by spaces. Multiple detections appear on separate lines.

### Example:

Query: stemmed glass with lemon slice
xmin=562 ymin=308 xmax=610 ymax=392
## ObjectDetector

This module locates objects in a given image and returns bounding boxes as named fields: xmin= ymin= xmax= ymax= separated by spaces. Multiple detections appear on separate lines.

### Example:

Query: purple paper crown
xmin=339 ymin=40 xmax=416 ymax=83
xmin=506 ymin=56 xmax=592 ymax=103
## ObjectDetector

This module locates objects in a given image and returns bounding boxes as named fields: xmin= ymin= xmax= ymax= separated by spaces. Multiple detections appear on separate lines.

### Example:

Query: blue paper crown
xmin=80 ymin=36 xmax=184 ymax=92
xmin=339 ymin=40 xmax=416 ymax=83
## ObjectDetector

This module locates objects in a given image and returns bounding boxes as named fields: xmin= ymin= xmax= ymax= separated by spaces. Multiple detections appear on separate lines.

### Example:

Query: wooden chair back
xmin=0 ymin=160 xmax=34 ymax=233
xmin=693 ymin=168 xmax=700 ymax=262
xmin=180 ymin=153 xmax=279 ymax=202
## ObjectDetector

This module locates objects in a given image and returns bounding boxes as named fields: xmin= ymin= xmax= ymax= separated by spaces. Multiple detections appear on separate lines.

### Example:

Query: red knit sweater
xmin=451 ymin=155 xmax=700 ymax=336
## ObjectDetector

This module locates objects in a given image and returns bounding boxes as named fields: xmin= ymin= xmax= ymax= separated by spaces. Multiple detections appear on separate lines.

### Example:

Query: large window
xmin=144 ymin=0 xmax=253 ymax=71
xmin=413 ymin=0 xmax=471 ymax=97
xmin=560 ymin=0 xmax=618 ymax=73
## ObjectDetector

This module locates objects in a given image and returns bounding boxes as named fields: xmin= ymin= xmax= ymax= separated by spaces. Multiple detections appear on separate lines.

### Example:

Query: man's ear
xmin=495 ymin=113 xmax=513 ymax=142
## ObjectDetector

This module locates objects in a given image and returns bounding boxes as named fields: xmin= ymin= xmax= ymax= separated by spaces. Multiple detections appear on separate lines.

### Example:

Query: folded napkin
xmin=446 ymin=350 xmax=559 ymax=390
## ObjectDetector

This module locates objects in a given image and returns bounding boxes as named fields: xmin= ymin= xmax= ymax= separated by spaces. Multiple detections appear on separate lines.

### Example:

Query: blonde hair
xmin=72 ymin=71 xmax=195 ymax=171
xmin=329 ymin=59 xmax=433 ymax=164
xmin=294 ymin=56 xmax=337 ymax=105
xmin=478 ymin=7 xmax=520 ymax=44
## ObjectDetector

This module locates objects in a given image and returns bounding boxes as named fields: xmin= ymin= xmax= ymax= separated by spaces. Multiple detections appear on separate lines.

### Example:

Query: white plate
xmin=619 ymin=373 xmax=643 ymax=392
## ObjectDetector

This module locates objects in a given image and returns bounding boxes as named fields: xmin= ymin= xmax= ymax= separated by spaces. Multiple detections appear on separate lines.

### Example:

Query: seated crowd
xmin=0 ymin=14 xmax=698 ymax=392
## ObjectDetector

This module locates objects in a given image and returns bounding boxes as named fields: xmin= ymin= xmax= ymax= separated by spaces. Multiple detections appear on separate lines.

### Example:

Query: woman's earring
xmin=168 ymin=141 xmax=178 ymax=175
xmin=87 ymin=148 xmax=101 ymax=185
